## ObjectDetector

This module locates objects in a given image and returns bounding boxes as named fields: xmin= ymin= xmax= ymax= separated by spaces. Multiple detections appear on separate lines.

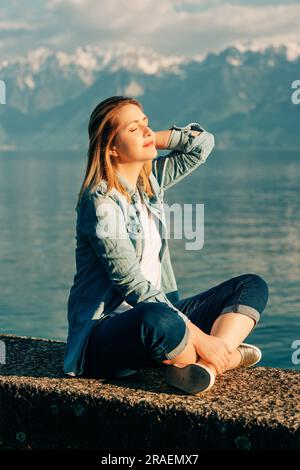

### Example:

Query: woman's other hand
xmin=187 ymin=321 xmax=231 ymax=374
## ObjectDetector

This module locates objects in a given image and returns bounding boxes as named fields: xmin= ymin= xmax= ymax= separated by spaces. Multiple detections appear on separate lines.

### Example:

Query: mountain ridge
xmin=0 ymin=41 xmax=299 ymax=150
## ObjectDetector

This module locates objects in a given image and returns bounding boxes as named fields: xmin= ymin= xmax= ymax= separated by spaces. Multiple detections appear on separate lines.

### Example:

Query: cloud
xmin=45 ymin=1 xmax=300 ymax=48
xmin=0 ymin=20 xmax=38 ymax=38
xmin=0 ymin=0 xmax=299 ymax=59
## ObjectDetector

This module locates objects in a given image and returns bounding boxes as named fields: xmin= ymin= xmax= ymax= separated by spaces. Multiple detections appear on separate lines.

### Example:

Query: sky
xmin=0 ymin=0 xmax=300 ymax=60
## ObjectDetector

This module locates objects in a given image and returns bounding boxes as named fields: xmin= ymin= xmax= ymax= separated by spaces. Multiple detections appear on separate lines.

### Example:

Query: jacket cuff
xmin=166 ymin=122 xmax=205 ymax=151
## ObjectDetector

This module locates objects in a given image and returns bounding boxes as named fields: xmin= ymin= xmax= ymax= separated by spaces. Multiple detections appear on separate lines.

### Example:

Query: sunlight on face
xmin=111 ymin=104 xmax=157 ymax=164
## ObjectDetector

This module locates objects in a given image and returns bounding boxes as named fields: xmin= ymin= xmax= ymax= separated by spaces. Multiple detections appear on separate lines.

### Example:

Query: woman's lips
xmin=143 ymin=140 xmax=154 ymax=147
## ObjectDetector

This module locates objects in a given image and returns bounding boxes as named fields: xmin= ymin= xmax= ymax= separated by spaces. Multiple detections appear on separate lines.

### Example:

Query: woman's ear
xmin=110 ymin=145 xmax=119 ymax=158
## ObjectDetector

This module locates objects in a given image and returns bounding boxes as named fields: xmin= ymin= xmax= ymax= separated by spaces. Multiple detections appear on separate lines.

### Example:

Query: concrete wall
xmin=0 ymin=334 xmax=299 ymax=450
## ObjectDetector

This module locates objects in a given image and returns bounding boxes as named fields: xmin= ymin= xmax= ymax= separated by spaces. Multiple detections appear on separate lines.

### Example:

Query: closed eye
xmin=129 ymin=115 xmax=150 ymax=132
xmin=130 ymin=123 xmax=150 ymax=132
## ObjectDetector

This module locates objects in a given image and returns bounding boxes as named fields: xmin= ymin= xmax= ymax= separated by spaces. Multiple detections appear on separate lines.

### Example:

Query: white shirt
xmin=112 ymin=188 xmax=162 ymax=314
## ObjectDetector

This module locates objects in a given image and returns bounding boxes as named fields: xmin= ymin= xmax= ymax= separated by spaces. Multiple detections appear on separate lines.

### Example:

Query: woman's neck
xmin=114 ymin=162 xmax=144 ymax=192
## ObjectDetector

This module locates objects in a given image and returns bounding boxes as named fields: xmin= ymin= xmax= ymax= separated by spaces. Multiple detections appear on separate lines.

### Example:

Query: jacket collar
xmin=115 ymin=170 xmax=139 ymax=196
xmin=95 ymin=169 xmax=162 ymax=202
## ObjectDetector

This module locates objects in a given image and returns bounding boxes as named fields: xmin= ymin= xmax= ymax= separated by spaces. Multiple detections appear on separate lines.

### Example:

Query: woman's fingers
xmin=216 ymin=353 xmax=230 ymax=374
xmin=212 ymin=357 xmax=224 ymax=375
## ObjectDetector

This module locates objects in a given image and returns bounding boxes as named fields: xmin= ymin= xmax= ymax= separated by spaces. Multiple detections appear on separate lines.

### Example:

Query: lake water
xmin=0 ymin=148 xmax=299 ymax=370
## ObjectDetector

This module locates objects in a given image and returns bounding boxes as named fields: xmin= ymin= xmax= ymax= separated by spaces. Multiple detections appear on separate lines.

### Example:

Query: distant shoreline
xmin=0 ymin=145 xmax=17 ymax=151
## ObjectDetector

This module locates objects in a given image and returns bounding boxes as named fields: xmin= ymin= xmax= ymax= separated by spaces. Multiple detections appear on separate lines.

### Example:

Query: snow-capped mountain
xmin=0 ymin=44 xmax=199 ymax=113
xmin=234 ymin=39 xmax=300 ymax=62
xmin=0 ymin=43 xmax=195 ymax=76
xmin=0 ymin=41 xmax=299 ymax=150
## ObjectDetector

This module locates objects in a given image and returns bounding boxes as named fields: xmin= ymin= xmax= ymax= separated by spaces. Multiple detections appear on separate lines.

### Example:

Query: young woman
xmin=63 ymin=95 xmax=269 ymax=395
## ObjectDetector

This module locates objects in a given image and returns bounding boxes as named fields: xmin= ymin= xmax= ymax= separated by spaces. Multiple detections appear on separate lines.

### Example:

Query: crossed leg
xmin=161 ymin=273 xmax=269 ymax=378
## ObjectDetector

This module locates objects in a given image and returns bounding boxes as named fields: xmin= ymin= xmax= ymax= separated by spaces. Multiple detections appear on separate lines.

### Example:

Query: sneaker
xmin=237 ymin=343 xmax=262 ymax=368
xmin=165 ymin=362 xmax=215 ymax=395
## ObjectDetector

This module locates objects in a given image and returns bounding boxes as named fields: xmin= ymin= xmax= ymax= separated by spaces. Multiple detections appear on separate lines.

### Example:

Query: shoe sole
xmin=239 ymin=342 xmax=262 ymax=367
xmin=165 ymin=363 xmax=215 ymax=395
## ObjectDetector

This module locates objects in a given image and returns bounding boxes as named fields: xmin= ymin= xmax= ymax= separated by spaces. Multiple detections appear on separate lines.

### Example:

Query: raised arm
xmin=152 ymin=122 xmax=215 ymax=191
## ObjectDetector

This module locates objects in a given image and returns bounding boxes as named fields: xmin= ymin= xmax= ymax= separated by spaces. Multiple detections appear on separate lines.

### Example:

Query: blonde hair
xmin=77 ymin=96 xmax=155 ymax=206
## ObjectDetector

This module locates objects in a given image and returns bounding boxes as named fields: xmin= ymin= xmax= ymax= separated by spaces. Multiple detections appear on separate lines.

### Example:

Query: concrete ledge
xmin=0 ymin=333 xmax=299 ymax=450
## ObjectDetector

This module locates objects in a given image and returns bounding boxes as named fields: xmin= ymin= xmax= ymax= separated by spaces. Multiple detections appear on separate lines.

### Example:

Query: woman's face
xmin=110 ymin=103 xmax=157 ymax=164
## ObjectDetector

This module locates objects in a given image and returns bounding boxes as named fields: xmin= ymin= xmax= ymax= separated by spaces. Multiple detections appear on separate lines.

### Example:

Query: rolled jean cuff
xmin=165 ymin=323 xmax=190 ymax=360
xmin=175 ymin=310 xmax=191 ymax=324
xmin=220 ymin=304 xmax=260 ymax=327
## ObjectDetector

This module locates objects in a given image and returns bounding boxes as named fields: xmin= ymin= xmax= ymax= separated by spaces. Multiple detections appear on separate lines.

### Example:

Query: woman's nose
xmin=144 ymin=125 xmax=152 ymax=136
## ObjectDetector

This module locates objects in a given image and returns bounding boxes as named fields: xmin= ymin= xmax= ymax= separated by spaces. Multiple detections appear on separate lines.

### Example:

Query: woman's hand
xmin=194 ymin=334 xmax=231 ymax=375
xmin=187 ymin=321 xmax=231 ymax=374
xmin=190 ymin=130 xmax=202 ymax=137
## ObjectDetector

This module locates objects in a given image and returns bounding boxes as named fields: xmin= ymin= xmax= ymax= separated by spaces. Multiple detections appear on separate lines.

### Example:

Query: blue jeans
xmin=82 ymin=273 xmax=269 ymax=379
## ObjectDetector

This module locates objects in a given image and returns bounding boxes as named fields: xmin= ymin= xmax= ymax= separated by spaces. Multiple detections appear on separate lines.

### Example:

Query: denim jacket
xmin=63 ymin=122 xmax=215 ymax=376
